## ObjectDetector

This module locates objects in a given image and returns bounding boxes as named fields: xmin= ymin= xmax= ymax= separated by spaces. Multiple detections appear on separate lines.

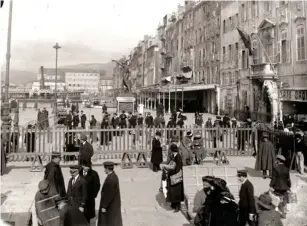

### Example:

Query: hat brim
xmin=257 ymin=198 xmax=274 ymax=210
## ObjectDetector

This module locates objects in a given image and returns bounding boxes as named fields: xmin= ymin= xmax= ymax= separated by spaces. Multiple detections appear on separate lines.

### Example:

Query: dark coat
xmin=257 ymin=209 xmax=283 ymax=226
xmin=78 ymin=141 xmax=94 ymax=166
xmin=151 ymin=138 xmax=163 ymax=165
xmin=73 ymin=115 xmax=80 ymax=127
xmin=101 ymin=120 xmax=112 ymax=145
xmin=34 ymin=191 xmax=60 ymax=226
xmin=81 ymin=114 xmax=87 ymax=123
xmin=255 ymin=140 xmax=276 ymax=171
xmin=238 ymin=179 xmax=256 ymax=225
xmin=98 ymin=171 xmax=123 ymax=226
xmin=44 ymin=161 xmax=66 ymax=197
xmin=24 ymin=131 xmax=36 ymax=153
xmin=59 ymin=204 xmax=89 ymax=226
xmin=166 ymin=153 xmax=184 ymax=203
xmin=269 ymin=163 xmax=291 ymax=192
xmin=67 ymin=176 xmax=87 ymax=208
xmin=82 ymin=169 xmax=101 ymax=220
xmin=145 ymin=115 xmax=154 ymax=127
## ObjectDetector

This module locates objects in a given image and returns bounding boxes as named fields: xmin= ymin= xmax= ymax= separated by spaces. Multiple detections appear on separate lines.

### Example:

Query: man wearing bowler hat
xmin=44 ymin=152 xmax=66 ymax=197
xmin=98 ymin=161 xmax=123 ymax=226
xmin=67 ymin=165 xmax=87 ymax=213
xmin=269 ymin=154 xmax=291 ymax=218
xmin=80 ymin=160 xmax=101 ymax=223
xmin=78 ymin=134 xmax=94 ymax=166
xmin=237 ymin=169 xmax=256 ymax=226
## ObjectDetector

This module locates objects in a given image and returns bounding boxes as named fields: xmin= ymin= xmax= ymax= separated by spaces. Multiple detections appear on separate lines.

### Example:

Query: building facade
xmin=65 ymin=70 xmax=100 ymax=93
xmin=99 ymin=77 xmax=113 ymax=96
xmin=115 ymin=0 xmax=307 ymax=119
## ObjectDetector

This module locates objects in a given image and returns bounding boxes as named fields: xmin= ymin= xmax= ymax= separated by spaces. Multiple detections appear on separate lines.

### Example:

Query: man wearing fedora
xmin=269 ymin=154 xmax=291 ymax=218
xmin=78 ymin=134 xmax=94 ymax=166
xmin=67 ymin=165 xmax=87 ymax=213
xmin=237 ymin=169 xmax=256 ymax=226
xmin=80 ymin=160 xmax=101 ymax=223
xmin=98 ymin=161 xmax=123 ymax=226
xmin=256 ymin=192 xmax=283 ymax=226
xmin=44 ymin=152 xmax=66 ymax=197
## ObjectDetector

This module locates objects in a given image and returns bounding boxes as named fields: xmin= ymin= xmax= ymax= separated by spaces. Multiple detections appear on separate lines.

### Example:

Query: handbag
xmin=287 ymin=191 xmax=297 ymax=204
xmin=170 ymin=169 xmax=183 ymax=186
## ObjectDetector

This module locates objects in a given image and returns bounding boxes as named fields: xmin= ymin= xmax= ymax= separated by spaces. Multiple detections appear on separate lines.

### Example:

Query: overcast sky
xmin=0 ymin=0 xmax=183 ymax=54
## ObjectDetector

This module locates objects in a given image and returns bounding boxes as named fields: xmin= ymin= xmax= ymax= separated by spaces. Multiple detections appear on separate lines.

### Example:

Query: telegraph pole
xmin=2 ymin=0 xmax=13 ymax=133
xmin=53 ymin=43 xmax=61 ymax=114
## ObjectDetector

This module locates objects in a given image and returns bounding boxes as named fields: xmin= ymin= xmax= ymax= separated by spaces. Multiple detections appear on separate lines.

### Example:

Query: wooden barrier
xmin=2 ymin=126 xmax=293 ymax=171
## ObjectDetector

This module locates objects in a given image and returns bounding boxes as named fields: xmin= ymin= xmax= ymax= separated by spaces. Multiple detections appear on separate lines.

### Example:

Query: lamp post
xmin=53 ymin=43 xmax=61 ymax=114
xmin=2 ymin=0 xmax=13 ymax=131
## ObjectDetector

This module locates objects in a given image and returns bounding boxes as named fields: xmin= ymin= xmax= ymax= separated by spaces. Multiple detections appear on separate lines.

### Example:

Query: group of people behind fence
xmin=37 ymin=108 xmax=50 ymax=130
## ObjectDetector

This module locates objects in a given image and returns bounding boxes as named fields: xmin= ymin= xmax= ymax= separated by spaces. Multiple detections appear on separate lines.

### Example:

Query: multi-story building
xmin=65 ymin=70 xmax=100 ymax=93
xmin=99 ymin=77 xmax=113 ymax=96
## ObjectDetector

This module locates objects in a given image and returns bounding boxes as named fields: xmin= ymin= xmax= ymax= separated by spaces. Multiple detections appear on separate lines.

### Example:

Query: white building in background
xmin=65 ymin=71 xmax=100 ymax=93
xmin=31 ymin=81 xmax=65 ymax=93
xmin=99 ymin=77 xmax=113 ymax=95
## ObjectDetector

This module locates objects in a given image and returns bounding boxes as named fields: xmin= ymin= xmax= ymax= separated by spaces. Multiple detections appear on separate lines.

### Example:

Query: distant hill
xmin=0 ymin=70 xmax=37 ymax=85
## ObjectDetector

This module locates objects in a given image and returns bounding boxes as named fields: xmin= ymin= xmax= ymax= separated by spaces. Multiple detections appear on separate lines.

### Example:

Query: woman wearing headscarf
xmin=160 ymin=144 xmax=184 ymax=212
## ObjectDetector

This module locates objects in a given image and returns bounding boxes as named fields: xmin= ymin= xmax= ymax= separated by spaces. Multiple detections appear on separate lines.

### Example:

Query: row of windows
xmin=67 ymin=84 xmax=98 ymax=87
xmin=66 ymin=73 xmax=99 ymax=77
xmin=222 ymin=71 xmax=239 ymax=86
xmin=194 ymin=66 xmax=220 ymax=85
xmin=222 ymin=43 xmax=239 ymax=62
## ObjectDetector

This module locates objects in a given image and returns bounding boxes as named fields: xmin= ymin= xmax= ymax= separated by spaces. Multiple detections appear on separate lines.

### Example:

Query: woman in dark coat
xmin=160 ymin=144 xmax=184 ymax=212
xmin=255 ymin=133 xmax=276 ymax=178
xmin=80 ymin=160 xmax=101 ymax=222
xmin=150 ymin=131 xmax=163 ymax=172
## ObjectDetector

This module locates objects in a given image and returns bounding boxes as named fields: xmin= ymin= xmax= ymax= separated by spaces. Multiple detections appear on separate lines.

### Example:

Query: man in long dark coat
xmin=67 ymin=165 xmax=87 ymax=212
xmin=44 ymin=152 xmax=66 ymax=197
xmin=80 ymin=110 xmax=87 ymax=129
xmin=78 ymin=134 xmax=94 ymax=166
xmin=237 ymin=170 xmax=256 ymax=226
xmin=80 ymin=160 xmax=101 ymax=222
xmin=98 ymin=161 xmax=123 ymax=226
xmin=160 ymin=144 xmax=184 ymax=212
xmin=255 ymin=133 xmax=276 ymax=178
xmin=150 ymin=131 xmax=163 ymax=172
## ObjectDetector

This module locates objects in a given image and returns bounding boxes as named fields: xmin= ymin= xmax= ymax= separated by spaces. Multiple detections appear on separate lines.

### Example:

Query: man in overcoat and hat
xmin=256 ymin=192 xmax=283 ymax=226
xmin=80 ymin=160 xmax=101 ymax=223
xmin=151 ymin=131 xmax=163 ymax=172
xmin=160 ymin=144 xmax=184 ymax=212
xmin=237 ymin=169 xmax=256 ymax=226
xmin=44 ymin=152 xmax=66 ymax=197
xmin=255 ymin=133 xmax=276 ymax=178
xmin=78 ymin=134 xmax=94 ymax=166
xmin=269 ymin=154 xmax=291 ymax=218
xmin=66 ymin=165 xmax=87 ymax=213
xmin=98 ymin=161 xmax=123 ymax=226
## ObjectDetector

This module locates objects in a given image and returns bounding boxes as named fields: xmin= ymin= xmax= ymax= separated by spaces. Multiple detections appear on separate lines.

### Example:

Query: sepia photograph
xmin=0 ymin=0 xmax=307 ymax=225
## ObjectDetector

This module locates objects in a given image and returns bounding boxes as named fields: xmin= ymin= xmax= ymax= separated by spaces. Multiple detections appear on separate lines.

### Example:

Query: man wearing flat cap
xmin=35 ymin=179 xmax=60 ymax=226
xmin=237 ymin=169 xmax=256 ymax=226
xmin=255 ymin=133 xmax=276 ymax=179
xmin=98 ymin=161 xmax=123 ymax=226
xmin=80 ymin=160 xmax=101 ymax=223
xmin=78 ymin=134 xmax=94 ymax=167
xmin=269 ymin=154 xmax=291 ymax=218
xmin=67 ymin=165 xmax=87 ymax=214
xmin=160 ymin=144 xmax=184 ymax=212
xmin=44 ymin=152 xmax=66 ymax=197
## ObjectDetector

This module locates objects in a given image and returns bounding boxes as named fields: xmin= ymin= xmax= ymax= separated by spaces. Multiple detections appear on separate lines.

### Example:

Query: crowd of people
xmin=35 ymin=137 xmax=123 ymax=226
xmin=150 ymin=132 xmax=294 ymax=226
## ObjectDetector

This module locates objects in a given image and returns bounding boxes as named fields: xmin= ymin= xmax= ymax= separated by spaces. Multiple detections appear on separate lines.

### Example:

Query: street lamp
xmin=2 ymin=0 xmax=13 ymax=131
xmin=53 ymin=43 xmax=61 ymax=114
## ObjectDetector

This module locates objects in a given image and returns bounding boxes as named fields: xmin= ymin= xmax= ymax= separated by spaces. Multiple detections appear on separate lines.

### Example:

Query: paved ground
xmin=2 ymin=157 xmax=307 ymax=226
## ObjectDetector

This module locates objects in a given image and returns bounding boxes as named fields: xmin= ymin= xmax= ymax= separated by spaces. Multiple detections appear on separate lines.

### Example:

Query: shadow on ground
xmin=155 ymin=193 xmax=172 ymax=211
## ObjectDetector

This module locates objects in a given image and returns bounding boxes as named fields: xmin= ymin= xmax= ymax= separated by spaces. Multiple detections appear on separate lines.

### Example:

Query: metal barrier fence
xmin=2 ymin=126 xmax=257 ymax=159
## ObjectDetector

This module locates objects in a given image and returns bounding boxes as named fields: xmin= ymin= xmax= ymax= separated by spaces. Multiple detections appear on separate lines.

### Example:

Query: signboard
xmin=280 ymin=90 xmax=307 ymax=102
xmin=118 ymin=102 xmax=134 ymax=113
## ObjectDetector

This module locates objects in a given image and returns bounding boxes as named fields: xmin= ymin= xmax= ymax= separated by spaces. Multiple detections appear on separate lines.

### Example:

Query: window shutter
xmin=238 ymin=50 xmax=242 ymax=70
xmin=275 ymin=41 xmax=281 ymax=63
xmin=286 ymin=39 xmax=291 ymax=62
